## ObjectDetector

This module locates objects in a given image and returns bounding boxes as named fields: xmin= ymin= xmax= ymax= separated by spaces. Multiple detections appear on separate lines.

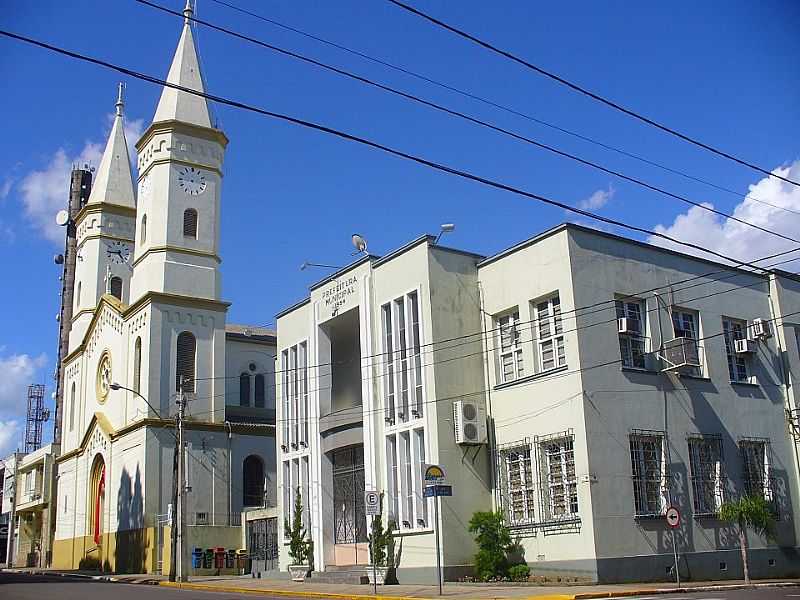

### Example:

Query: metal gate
xmin=247 ymin=517 xmax=278 ymax=574
xmin=155 ymin=512 xmax=169 ymax=574
xmin=332 ymin=446 xmax=367 ymax=544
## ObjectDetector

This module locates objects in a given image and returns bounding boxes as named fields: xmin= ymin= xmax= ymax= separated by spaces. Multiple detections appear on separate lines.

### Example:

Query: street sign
xmin=365 ymin=490 xmax=381 ymax=516
xmin=423 ymin=484 xmax=453 ymax=498
xmin=424 ymin=464 xmax=446 ymax=483
xmin=666 ymin=506 xmax=680 ymax=528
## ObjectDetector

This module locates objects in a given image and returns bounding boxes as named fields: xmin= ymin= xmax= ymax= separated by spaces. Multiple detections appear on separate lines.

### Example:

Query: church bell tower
xmin=130 ymin=0 xmax=228 ymax=304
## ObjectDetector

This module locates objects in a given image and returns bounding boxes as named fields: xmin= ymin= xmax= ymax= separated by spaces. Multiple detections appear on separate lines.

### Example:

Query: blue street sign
xmin=423 ymin=484 xmax=453 ymax=498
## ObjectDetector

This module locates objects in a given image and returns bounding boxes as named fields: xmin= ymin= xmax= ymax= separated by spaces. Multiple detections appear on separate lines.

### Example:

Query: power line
xmin=137 ymin=0 xmax=800 ymax=248
xmin=385 ymin=0 xmax=800 ymax=188
xmin=204 ymin=0 xmax=800 ymax=218
xmin=0 ymin=28 xmax=789 ymax=274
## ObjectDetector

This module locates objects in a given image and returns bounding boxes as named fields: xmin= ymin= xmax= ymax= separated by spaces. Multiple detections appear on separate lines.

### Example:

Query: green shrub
xmin=468 ymin=510 xmax=511 ymax=581
xmin=508 ymin=563 xmax=530 ymax=582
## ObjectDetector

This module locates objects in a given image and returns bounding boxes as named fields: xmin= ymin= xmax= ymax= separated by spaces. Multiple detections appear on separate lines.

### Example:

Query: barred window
xmin=497 ymin=310 xmax=524 ymax=383
xmin=723 ymin=318 xmax=749 ymax=382
xmin=536 ymin=295 xmax=565 ymax=371
xmin=740 ymin=439 xmax=772 ymax=501
xmin=629 ymin=431 xmax=667 ymax=516
xmin=539 ymin=434 xmax=578 ymax=520
xmin=616 ymin=299 xmax=646 ymax=369
xmin=499 ymin=443 xmax=536 ymax=526
xmin=176 ymin=331 xmax=196 ymax=393
xmin=183 ymin=208 xmax=198 ymax=238
xmin=688 ymin=436 xmax=724 ymax=516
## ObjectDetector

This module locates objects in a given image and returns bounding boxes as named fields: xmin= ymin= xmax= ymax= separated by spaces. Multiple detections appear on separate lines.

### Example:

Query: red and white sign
xmin=665 ymin=506 xmax=680 ymax=528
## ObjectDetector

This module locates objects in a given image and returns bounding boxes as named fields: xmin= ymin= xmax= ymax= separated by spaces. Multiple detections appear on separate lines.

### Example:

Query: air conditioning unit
xmin=617 ymin=317 xmax=640 ymax=335
xmin=662 ymin=337 xmax=701 ymax=371
xmin=453 ymin=400 xmax=487 ymax=445
xmin=750 ymin=318 xmax=772 ymax=340
xmin=734 ymin=338 xmax=755 ymax=354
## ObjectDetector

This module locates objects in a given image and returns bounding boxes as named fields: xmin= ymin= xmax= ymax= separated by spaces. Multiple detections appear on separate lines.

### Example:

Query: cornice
xmin=74 ymin=202 xmax=136 ymax=226
xmin=136 ymin=119 xmax=229 ymax=150
xmin=138 ymin=156 xmax=223 ymax=180
xmin=132 ymin=245 xmax=221 ymax=268
xmin=77 ymin=233 xmax=135 ymax=249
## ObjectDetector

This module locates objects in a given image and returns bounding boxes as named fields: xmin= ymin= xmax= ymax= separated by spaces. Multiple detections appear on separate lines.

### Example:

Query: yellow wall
xmin=51 ymin=527 xmax=159 ymax=573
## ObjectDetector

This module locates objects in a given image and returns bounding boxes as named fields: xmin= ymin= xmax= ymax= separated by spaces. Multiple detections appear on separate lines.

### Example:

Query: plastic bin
xmin=191 ymin=547 xmax=203 ymax=569
xmin=203 ymin=548 xmax=214 ymax=569
xmin=214 ymin=547 xmax=226 ymax=569
xmin=225 ymin=549 xmax=236 ymax=569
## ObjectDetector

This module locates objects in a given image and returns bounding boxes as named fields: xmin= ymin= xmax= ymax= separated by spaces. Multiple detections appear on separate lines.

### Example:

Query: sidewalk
xmin=157 ymin=577 xmax=800 ymax=600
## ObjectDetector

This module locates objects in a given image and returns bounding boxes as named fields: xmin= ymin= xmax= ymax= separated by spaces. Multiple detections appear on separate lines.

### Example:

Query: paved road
xmin=0 ymin=572 xmax=309 ymax=600
xmin=1 ymin=573 xmax=797 ymax=600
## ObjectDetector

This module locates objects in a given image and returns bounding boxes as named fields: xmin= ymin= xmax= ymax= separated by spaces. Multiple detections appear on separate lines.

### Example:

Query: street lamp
xmin=300 ymin=261 xmax=341 ymax=271
xmin=110 ymin=382 xmax=165 ymax=421
xmin=434 ymin=223 xmax=455 ymax=245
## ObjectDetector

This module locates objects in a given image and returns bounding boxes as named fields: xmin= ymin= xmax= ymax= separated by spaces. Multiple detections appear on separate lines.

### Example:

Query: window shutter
xmin=176 ymin=332 xmax=196 ymax=392
xmin=183 ymin=209 xmax=198 ymax=238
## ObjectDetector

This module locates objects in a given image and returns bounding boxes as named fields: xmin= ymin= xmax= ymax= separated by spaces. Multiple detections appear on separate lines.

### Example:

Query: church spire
xmin=152 ymin=0 xmax=213 ymax=128
xmin=87 ymin=83 xmax=135 ymax=208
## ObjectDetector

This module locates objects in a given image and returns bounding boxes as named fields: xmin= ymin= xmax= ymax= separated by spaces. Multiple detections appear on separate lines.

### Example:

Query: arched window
xmin=183 ymin=208 xmax=198 ymax=239
xmin=133 ymin=337 xmax=142 ymax=394
xmin=89 ymin=456 xmax=106 ymax=545
xmin=110 ymin=276 xmax=123 ymax=300
xmin=76 ymin=282 xmax=81 ymax=309
xmin=239 ymin=373 xmax=250 ymax=407
xmin=176 ymin=332 xmax=196 ymax=393
xmin=243 ymin=455 xmax=265 ymax=507
xmin=254 ymin=374 xmax=265 ymax=408
xmin=140 ymin=214 xmax=147 ymax=244
xmin=69 ymin=382 xmax=76 ymax=432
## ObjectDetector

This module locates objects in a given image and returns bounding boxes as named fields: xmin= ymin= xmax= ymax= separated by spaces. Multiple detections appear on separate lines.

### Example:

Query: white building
xmin=275 ymin=225 xmax=800 ymax=583
xmin=51 ymin=5 xmax=276 ymax=573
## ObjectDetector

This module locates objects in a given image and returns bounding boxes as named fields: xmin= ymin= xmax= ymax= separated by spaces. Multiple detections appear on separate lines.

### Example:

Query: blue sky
xmin=0 ymin=0 xmax=798 ymax=454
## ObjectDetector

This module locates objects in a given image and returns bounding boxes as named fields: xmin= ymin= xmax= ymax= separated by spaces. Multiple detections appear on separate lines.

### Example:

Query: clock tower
xmin=130 ymin=1 xmax=228 ymax=303
xmin=70 ymin=84 xmax=136 ymax=351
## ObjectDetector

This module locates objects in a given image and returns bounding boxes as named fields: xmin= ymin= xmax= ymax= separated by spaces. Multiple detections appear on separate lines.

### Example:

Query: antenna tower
xmin=24 ymin=384 xmax=49 ymax=453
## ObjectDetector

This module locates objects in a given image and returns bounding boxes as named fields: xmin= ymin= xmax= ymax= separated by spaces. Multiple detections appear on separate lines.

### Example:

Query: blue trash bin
xmin=191 ymin=547 xmax=203 ymax=569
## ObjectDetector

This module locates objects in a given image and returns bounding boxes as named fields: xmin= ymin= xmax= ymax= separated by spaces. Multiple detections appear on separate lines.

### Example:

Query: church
xmin=51 ymin=3 xmax=276 ymax=572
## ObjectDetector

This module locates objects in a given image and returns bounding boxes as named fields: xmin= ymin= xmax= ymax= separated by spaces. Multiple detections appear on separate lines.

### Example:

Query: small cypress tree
xmin=286 ymin=487 xmax=308 ymax=566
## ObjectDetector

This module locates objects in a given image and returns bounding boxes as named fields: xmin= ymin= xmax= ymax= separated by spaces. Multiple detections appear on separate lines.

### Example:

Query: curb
xmin=572 ymin=581 xmax=800 ymax=600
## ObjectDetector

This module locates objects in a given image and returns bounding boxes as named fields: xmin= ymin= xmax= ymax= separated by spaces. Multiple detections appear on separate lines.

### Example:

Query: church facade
xmin=51 ymin=5 xmax=276 ymax=572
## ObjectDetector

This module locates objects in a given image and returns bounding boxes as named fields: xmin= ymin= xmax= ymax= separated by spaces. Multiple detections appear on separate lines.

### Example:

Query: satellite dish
xmin=54 ymin=254 xmax=64 ymax=265
xmin=55 ymin=210 xmax=69 ymax=227
xmin=352 ymin=233 xmax=368 ymax=254
xmin=55 ymin=313 xmax=60 ymax=322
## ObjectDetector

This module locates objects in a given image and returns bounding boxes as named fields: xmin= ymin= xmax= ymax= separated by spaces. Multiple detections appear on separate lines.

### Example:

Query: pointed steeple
xmin=152 ymin=0 xmax=213 ymax=128
xmin=87 ymin=83 xmax=136 ymax=208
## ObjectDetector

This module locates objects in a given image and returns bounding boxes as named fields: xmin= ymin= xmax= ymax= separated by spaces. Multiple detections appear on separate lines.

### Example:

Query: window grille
xmin=629 ymin=431 xmax=667 ymax=516
xmin=537 ymin=432 xmax=577 ymax=520
xmin=498 ymin=442 xmax=536 ymax=526
xmin=688 ymin=435 xmax=724 ymax=516
xmin=723 ymin=319 xmax=749 ymax=382
xmin=183 ymin=208 xmax=198 ymax=238
xmin=739 ymin=439 xmax=772 ymax=501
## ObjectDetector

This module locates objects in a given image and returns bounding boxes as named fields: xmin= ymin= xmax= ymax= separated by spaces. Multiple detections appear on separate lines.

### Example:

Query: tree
xmin=719 ymin=495 xmax=776 ymax=583
xmin=367 ymin=513 xmax=388 ymax=567
xmin=468 ymin=510 xmax=512 ymax=581
xmin=285 ymin=487 xmax=309 ymax=566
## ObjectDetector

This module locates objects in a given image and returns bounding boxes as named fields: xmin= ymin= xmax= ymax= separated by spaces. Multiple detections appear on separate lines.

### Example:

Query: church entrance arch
xmin=89 ymin=455 xmax=106 ymax=546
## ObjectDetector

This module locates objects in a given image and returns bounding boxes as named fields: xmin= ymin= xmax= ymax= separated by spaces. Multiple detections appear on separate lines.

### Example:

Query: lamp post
xmin=109 ymin=383 xmax=165 ymax=421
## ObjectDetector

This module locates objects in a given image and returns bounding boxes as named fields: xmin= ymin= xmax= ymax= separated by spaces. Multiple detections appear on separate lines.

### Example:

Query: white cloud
xmin=648 ymin=160 xmax=800 ymax=269
xmin=578 ymin=184 xmax=614 ymax=210
xmin=0 ymin=420 xmax=22 ymax=458
xmin=0 ymin=177 xmax=14 ymax=200
xmin=17 ymin=115 xmax=143 ymax=245
xmin=0 ymin=352 xmax=48 ymax=417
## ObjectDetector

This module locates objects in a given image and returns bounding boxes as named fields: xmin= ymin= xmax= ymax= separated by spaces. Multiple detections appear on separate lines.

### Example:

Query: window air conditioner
xmin=617 ymin=318 xmax=639 ymax=335
xmin=662 ymin=337 xmax=701 ymax=371
xmin=734 ymin=338 xmax=755 ymax=354
xmin=453 ymin=400 xmax=487 ymax=445
xmin=749 ymin=318 xmax=772 ymax=340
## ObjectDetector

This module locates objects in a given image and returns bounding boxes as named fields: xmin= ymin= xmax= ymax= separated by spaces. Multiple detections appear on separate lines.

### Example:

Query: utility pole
xmin=175 ymin=379 xmax=188 ymax=582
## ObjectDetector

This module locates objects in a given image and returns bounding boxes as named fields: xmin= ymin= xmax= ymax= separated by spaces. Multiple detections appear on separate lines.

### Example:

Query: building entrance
xmin=332 ymin=445 xmax=367 ymax=545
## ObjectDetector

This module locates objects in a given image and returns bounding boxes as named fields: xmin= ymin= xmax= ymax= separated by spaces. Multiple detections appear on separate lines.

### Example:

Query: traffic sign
xmin=424 ymin=464 xmax=446 ymax=483
xmin=423 ymin=484 xmax=452 ymax=498
xmin=365 ymin=490 xmax=381 ymax=516
xmin=665 ymin=506 xmax=680 ymax=528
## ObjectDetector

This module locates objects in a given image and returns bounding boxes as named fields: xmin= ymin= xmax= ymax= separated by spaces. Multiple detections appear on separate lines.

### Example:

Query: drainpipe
xmin=225 ymin=421 xmax=232 ymax=527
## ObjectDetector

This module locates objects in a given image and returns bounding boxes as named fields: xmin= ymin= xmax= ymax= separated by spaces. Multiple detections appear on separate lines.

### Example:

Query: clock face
xmin=177 ymin=166 xmax=207 ymax=196
xmin=106 ymin=240 xmax=131 ymax=264
xmin=96 ymin=352 xmax=112 ymax=403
